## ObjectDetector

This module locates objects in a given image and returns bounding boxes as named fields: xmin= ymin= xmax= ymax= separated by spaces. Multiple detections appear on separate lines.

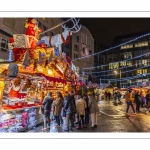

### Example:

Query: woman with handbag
xmin=42 ymin=92 xmax=54 ymax=131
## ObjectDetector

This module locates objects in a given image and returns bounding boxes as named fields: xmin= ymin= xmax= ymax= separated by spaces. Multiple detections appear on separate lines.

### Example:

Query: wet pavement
xmin=27 ymin=99 xmax=150 ymax=133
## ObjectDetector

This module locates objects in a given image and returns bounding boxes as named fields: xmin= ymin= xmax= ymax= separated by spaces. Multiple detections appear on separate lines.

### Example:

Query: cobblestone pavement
xmin=27 ymin=99 xmax=150 ymax=133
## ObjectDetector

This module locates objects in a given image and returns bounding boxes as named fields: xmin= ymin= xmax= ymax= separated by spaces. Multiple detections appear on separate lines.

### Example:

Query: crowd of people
xmin=41 ymin=91 xmax=99 ymax=132
xmin=125 ymin=88 xmax=150 ymax=116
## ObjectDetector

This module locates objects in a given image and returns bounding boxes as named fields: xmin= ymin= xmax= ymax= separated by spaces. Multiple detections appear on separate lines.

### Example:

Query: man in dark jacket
xmin=69 ymin=91 xmax=76 ymax=122
xmin=83 ymin=94 xmax=90 ymax=125
xmin=42 ymin=92 xmax=54 ymax=131
xmin=63 ymin=91 xmax=76 ymax=131
xmin=134 ymin=91 xmax=142 ymax=113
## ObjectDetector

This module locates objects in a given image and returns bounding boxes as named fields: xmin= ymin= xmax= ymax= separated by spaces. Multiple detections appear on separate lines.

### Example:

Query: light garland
xmin=94 ymin=64 xmax=150 ymax=77
xmin=82 ymin=52 xmax=150 ymax=70
xmin=72 ymin=32 xmax=150 ymax=62
xmin=99 ymin=72 xmax=150 ymax=82
xmin=39 ymin=18 xmax=74 ymax=35
xmin=88 ymin=59 xmax=150 ymax=74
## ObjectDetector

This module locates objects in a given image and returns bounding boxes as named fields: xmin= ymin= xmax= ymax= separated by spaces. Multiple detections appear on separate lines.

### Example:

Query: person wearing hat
xmin=87 ymin=91 xmax=99 ymax=128
xmin=125 ymin=89 xmax=136 ymax=117
xmin=42 ymin=92 xmax=54 ymax=131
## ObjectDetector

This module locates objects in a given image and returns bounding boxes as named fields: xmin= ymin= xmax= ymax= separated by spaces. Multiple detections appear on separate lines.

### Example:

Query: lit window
xmin=135 ymin=41 xmax=148 ymax=47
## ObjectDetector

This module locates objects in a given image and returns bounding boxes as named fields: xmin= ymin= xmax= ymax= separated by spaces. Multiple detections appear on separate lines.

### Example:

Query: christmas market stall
xmin=0 ymin=18 xmax=81 ymax=132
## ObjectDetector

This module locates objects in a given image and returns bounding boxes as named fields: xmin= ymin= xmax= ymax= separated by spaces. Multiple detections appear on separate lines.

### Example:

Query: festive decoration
xmin=8 ymin=63 xmax=18 ymax=77
xmin=22 ymin=51 xmax=29 ymax=68
xmin=25 ymin=18 xmax=42 ymax=49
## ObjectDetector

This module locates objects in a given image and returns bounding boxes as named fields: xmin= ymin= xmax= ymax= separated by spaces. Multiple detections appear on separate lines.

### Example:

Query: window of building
xmin=137 ymin=69 xmax=147 ymax=74
xmin=74 ymin=53 xmax=79 ymax=59
xmin=74 ymin=44 xmax=79 ymax=51
xmin=126 ymin=61 xmax=132 ymax=66
xmin=89 ymin=50 xmax=92 ymax=55
xmin=120 ymin=61 xmax=126 ymax=67
xmin=0 ymin=38 xmax=8 ymax=52
xmin=109 ymin=62 xmax=119 ymax=69
xmin=135 ymin=59 xmax=148 ymax=67
xmin=121 ymin=44 xmax=133 ymax=49
xmin=123 ymin=52 xmax=132 ymax=59
xmin=77 ymin=36 xmax=79 ymax=42
xmin=135 ymin=41 xmax=148 ymax=47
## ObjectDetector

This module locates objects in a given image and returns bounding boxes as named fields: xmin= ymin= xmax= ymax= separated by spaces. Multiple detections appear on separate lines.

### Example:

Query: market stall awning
xmin=39 ymin=73 xmax=67 ymax=84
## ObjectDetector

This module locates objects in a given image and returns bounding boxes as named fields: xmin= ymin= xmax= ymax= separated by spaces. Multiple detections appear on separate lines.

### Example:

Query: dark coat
xmin=62 ymin=95 xmax=76 ymax=117
xmin=70 ymin=95 xmax=76 ymax=109
xmin=84 ymin=97 xmax=90 ymax=115
xmin=146 ymin=94 xmax=150 ymax=105
xmin=42 ymin=96 xmax=53 ymax=111
xmin=134 ymin=93 xmax=142 ymax=104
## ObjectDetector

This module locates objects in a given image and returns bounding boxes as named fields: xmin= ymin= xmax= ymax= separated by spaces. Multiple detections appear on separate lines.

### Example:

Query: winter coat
xmin=125 ymin=92 xmax=134 ymax=102
xmin=88 ymin=96 xmax=99 ymax=114
xmin=53 ymin=97 xmax=63 ymax=116
xmin=62 ymin=95 xmax=76 ymax=117
xmin=76 ymin=98 xmax=87 ymax=116
xmin=146 ymin=94 xmax=150 ymax=105
xmin=134 ymin=93 xmax=142 ymax=104
xmin=42 ymin=96 xmax=54 ymax=111
xmin=84 ymin=97 xmax=90 ymax=114
xmin=70 ymin=95 xmax=76 ymax=109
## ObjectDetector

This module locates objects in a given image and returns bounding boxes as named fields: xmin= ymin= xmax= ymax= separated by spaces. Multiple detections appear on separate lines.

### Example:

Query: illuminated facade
xmin=105 ymin=31 xmax=150 ymax=87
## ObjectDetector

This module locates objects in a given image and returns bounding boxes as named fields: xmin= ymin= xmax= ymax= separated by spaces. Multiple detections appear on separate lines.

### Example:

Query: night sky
xmin=79 ymin=18 xmax=150 ymax=46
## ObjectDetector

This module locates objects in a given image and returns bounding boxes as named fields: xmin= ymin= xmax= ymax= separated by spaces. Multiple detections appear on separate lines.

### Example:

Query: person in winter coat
xmin=140 ymin=90 xmax=146 ymax=107
xmin=146 ymin=89 xmax=150 ymax=113
xmin=125 ymin=89 xmax=136 ymax=117
xmin=117 ymin=91 xmax=122 ymax=103
xmin=62 ymin=91 xmax=76 ymax=131
xmin=88 ymin=91 xmax=99 ymax=128
xmin=69 ymin=91 xmax=76 ymax=123
xmin=42 ymin=92 xmax=54 ymax=131
xmin=134 ymin=91 xmax=142 ymax=113
xmin=53 ymin=91 xmax=63 ymax=127
xmin=76 ymin=95 xmax=87 ymax=129
xmin=83 ymin=94 xmax=90 ymax=126
xmin=113 ymin=91 xmax=117 ymax=104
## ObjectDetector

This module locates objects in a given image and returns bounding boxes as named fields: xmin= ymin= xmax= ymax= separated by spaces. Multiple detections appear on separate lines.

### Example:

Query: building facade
xmin=92 ymin=39 xmax=106 ymax=84
xmin=71 ymin=26 xmax=94 ymax=76
xmin=0 ymin=18 xmax=62 ymax=61
xmin=104 ymin=31 xmax=150 ymax=87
